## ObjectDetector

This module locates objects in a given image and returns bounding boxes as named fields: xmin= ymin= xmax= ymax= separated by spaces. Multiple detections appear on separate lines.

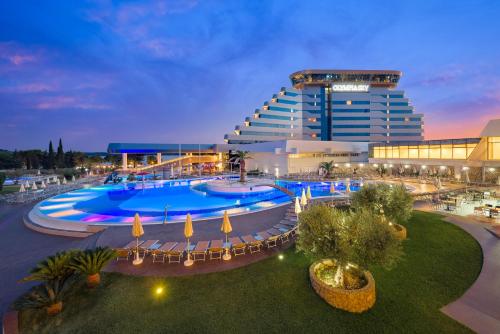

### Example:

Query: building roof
xmin=290 ymin=69 xmax=402 ymax=76
xmin=480 ymin=119 xmax=500 ymax=137
xmin=107 ymin=143 xmax=217 ymax=154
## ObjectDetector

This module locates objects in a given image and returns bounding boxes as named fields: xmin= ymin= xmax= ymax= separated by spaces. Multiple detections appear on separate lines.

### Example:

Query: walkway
xmin=439 ymin=215 xmax=500 ymax=334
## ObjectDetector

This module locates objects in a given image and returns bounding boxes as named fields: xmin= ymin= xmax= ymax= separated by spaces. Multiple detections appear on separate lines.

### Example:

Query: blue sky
xmin=1 ymin=0 xmax=499 ymax=151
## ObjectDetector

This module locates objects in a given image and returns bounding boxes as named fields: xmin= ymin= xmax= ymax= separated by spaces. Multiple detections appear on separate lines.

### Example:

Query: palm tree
xmin=20 ymin=251 xmax=76 ymax=315
xmin=69 ymin=247 xmax=117 ymax=288
xmin=230 ymin=151 xmax=252 ymax=183
xmin=319 ymin=161 xmax=335 ymax=178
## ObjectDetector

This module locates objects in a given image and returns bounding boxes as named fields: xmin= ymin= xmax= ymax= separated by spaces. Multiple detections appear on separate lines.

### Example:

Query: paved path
xmin=439 ymin=214 xmax=500 ymax=334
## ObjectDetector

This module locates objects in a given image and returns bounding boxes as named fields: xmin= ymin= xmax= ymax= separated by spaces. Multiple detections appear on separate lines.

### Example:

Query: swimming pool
xmin=33 ymin=177 xmax=364 ymax=225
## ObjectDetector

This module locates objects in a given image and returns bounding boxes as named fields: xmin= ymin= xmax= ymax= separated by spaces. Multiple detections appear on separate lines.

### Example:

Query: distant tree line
xmin=0 ymin=139 xmax=118 ymax=170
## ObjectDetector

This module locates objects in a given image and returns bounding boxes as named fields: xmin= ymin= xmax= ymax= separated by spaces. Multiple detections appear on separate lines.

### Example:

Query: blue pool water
xmin=36 ymin=178 xmax=360 ymax=225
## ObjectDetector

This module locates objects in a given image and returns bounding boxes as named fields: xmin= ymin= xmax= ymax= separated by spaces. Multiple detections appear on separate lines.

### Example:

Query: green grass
xmin=0 ymin=185 xmax=20 ymax=194
xmin=19 ymin=211 xmax=482 ymax=334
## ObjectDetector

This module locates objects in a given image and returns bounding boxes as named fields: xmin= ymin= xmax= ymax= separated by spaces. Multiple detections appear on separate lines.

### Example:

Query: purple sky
xmin=1 ymin=0 xmax=499 ymax=151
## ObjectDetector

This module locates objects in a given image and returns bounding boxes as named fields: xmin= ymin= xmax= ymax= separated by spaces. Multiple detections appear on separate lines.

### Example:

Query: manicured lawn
xmin=0 ymin=185 xmax=20 ymax=194
xmin=19 ymin=211 xmax=482 ymax=333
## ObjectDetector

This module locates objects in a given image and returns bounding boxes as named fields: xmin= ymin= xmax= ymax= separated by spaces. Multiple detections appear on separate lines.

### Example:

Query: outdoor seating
xmin=241 ymin=235 xmax=262 ymax=253
xmin=152 ymin=242 xmax=177 ymax=263
xmin=192 ymin=241 xmax=210 ymax=261
xmin=167 ymin=242 xmax=187 ymax=263
xmin=208 ymin=240 xmax=224 ymax=260
xmin=123 ymin=240 xmax=143 ymax=249
xmin=266 ymin=228 xmax=282 ymax=236
xmin=138 ymin=239 xmax=159 ymax=256
xmin=280 ymin=231 xmax=291 ymax=244
xmin=265 ymin=235 xmax=280 ymax=248
xmin=256 ymin=231 xmax=273 ymax=241
xmin=229 ymin=237 xmax=246 ymax=256
xmin=115 ymin=248 xmax=130 ymax=261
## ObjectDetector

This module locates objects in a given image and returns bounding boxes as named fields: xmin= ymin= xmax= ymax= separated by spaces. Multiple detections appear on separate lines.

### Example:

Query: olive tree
xmin=351 ymin=183 xmax=413 ymax=225
xmin=296 ymin=204 xmax=403 ymax=288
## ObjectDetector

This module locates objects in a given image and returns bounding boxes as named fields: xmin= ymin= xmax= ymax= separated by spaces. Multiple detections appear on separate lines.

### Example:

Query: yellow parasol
xmin=294 ymin=196 xmax=302 ymax=215
xmin=184 ymin=213 xmax=194 ymax=266
xmin=132 ymin=213 xmax=144 ymax=265
xmin=330 ymin=182 xmax=335 ymax=194
xmin=221 ymin=211 xmax=233 ymax=260
xmin=300 ymin=188 xmax=308 ymax=207
xmin=306 ymin=185 xmax=312 ymax=200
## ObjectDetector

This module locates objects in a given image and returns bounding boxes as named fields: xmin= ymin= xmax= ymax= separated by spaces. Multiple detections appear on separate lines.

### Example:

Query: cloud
xmin=0 ymin=42 xmax=40 ymax=66
xmin=35 ymin=96 xmax=111 ymax=110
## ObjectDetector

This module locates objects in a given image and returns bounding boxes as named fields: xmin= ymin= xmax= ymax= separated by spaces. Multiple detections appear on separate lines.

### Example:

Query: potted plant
xmin=297 ymin=205 xmax=403 ymax=313
xmin=70 ymin=247 xmax=117 ymax=288
xmin=19 ymin=251 xmax=76 ymax=315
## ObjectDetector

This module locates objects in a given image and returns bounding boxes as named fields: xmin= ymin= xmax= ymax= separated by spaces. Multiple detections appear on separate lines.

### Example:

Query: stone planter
xmin=392 ymin=223 xmax=407 ymax=240
xmin=309 ymin=259 xmax=375 ymax=313
xmin=46 ymin=302 xmax=63 ymax=315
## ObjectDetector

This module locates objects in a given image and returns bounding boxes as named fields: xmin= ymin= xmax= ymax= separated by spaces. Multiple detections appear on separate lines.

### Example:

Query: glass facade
xmin=488 ymin=137 xmax=500 ymax=160
xmin=370 ymin=138 xmax=480 ymax=160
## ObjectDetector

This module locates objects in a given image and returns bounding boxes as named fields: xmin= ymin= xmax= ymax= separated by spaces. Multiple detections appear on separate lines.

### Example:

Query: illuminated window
xmin=311 ymin=133 xmax=317 ymax=138
xmin=399 ymin=146 xmax=409 ymax=158
xmin=308 ymin=117 xmax=317 ymax=122
xmin=453 ymin=146 xmax=467 ymax=159
xmin=409 ymin=146 xmax=418 ymax=159
xmin=418 ymin=145 xmax=429 ymax=159
xmin=429 ymin=145 xmax=440 ymax=159
xmin=441 ymin=144 xmax=453 ymax=159
xmin=346 ymin=100 xmax=352 ymax=105
xmin=488 ymin=137 xmax=500 ymax=160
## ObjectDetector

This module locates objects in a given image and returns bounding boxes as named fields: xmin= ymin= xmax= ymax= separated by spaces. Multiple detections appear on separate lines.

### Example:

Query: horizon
xmin=1 ymin=0 xmax=499 ymax=151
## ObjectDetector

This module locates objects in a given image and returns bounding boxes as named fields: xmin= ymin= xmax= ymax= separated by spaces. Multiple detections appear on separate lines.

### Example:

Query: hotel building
xmin=224 ymin=70 xmax=424 ymax=144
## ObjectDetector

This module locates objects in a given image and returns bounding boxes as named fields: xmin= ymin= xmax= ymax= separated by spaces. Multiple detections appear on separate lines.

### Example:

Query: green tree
xmin=56 ymin=138 xmax=65 ymax=168
xmin=48 ymin=141 xmax=56 ymax=170
xmin=319 ymin=160 xmax=335 ymax=178
xmin=351 ymin=183 xmax=413 ymax=225
xmin=230 ymin=151 xmax=251 ymax=182
xmin=69 ymin=247 xmax=116 ymax=288
xmin=296 ymin=205 xmax=403 ymax=288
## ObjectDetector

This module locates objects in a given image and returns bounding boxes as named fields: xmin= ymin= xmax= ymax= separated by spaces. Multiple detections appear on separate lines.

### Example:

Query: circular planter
xmin=309 ymin=259 xmax=375 ymax=313
xmin=392 ymin=223 xmax=407 ymax=240
xmin=87 ymin=273 xmax=101 ymax=288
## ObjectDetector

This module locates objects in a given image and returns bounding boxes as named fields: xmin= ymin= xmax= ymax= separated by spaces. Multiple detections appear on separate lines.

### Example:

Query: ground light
xmin=278 ymin=254 xmax=284 ymax=260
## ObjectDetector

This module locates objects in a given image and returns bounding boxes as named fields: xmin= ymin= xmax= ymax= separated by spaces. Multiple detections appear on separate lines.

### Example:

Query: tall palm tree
xmin=230 ymin=151 xmax=252 ymax=183
xmin=69 ymin=247 xmax=117 ymax=288
xmin=319 ymin=161 xmax=335 ymax=178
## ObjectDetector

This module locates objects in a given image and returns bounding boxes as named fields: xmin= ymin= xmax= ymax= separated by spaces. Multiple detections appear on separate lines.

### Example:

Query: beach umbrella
xmin=24 ymin=181 xmax=30 ymax=188
xmin=345 ymin=179 xmax=351 ymax=194
xmin=32 ymin=182 xmax=38 ymax=190
xmin=132 ymin=213 xmax=144 ymax=265
xmin=221 ymin=211 xmax=233 ymax=261
xmin=170 ymin=165 xmax=174 ymax=177
xmin=56 ymin=178 xmax=61 ymax=186
xmin=40 ymin=180 xmax=46 ymax=189
xmin=163 ymin=206 xmax=168 ymax=224
xmin=37 ymin=170 xmax=41 ymax=175
xmin=300 ymin=188 xmax=308 ymax=207
xmin=19 ymin=184 xmax=26 ymax=193
xmin=72 ymin=175 xmax=76 ymax=182
xmin=294 ymin=197 xmax=302 ymax=215
xmin=184 ymin=213 xmax=194 ymax=266
xmin=330 ymin=182 xmax=335 ymax=194
xmin=306 ymin=185 xmax=312 ymax=200
xmin=62 ymin=177 xmax=67 ymax=185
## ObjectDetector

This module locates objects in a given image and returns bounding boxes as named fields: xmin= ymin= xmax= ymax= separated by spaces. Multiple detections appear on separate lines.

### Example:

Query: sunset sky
xmin=1 ymin=0 xmax=499 ymax=151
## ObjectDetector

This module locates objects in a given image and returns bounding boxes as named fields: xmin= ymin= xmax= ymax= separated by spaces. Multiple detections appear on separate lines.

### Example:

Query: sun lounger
xmin=115 ymin=248 xmax=131 ymax=261
xmin=151 ymin=242 xmax=177 ymax=263
xmin=280 ymin=230 xmax=292 ymax=244
xmin=274 ymin=224 xmax=291 ymax=232
xmin=256 ymin=231 xmax=273 ymax=240
xmin=280 ymin=220 xmax=296 ymax=227
xmin=139 ymin=239 xmax=159 ymax=256
xmin=208 ymin=240 xmax=224 ymax=260
xmin=168 ymin=242 xmax=187 ymax=263
xmin=192 ymin=241 xmax=210 ymax=262
xmin=123 ymin=240 xmax=144 ymax=249
xmin=241 ymin=235 xmax=262 ymax=253
xmin=229 ymin=237 xmax=246 ymax=256
xmin=266 ymin=228 xmax=282 ymax=236
xmin=265 ymin=235 xmax=280 ymax=248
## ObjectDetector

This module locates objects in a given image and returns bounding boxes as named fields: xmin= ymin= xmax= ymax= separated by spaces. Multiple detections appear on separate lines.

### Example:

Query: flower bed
xmin=309 ymin=259 xmax=375 ymax=313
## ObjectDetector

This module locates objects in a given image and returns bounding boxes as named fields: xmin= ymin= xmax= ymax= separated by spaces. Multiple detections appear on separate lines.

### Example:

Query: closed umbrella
xmin=300 ymin=188 xmax=308 ymax=207
xmin=170 ymin=165 xmax=174 ymax=178
xmin=71 ymin=175 xmax=76 ymax=182
xmin=163 ymin=206 xmax=168 ymax=224
xmin=306 ymin=185 xmax=312 ymax=200
xmin=345 ymin=179 xmax=351 ymax=194
xmin=25 ymin=181 xmax=30 ymax=188
xmin=40 ymin=180 xmax=46 ymax=189
xmin=32 ymin=182 xmax=38 ymax=190
xmin=62 ymin=177 xmax=67 ymax=185
xmin=56 ymin=178 xmax=61 ymax=186
xmin=221 ymin=211 xmax=233 ymax=261
xmin=184 ymin=213 xmax=194 ymax=267
xmin=294 ymin=196 xmax=302 ymax=216
xmin=330 ymin=182 xmax=335 ymax=195
xmin=132 ymin=213 xmax=144 ymax=265
xmin=19 ymin=184 xmax=26 ymax=193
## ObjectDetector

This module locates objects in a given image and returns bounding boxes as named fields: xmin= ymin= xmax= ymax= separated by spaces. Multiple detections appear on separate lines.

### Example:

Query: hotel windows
xmin=488 ymin=137 xmax=500 ymax=160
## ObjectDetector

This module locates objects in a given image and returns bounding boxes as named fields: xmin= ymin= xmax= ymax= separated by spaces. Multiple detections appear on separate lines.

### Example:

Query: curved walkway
xmin=439 ymin=214 xmax=500 ymax=334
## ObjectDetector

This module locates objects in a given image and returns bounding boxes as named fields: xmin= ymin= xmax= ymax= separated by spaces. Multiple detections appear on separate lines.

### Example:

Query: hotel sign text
xmin=332 ymin=84 xmax=369 ymax=92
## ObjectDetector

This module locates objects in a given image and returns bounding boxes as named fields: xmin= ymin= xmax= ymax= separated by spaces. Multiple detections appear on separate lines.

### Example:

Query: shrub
xmin=69 ymin=247 xmax=117 ymax=288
